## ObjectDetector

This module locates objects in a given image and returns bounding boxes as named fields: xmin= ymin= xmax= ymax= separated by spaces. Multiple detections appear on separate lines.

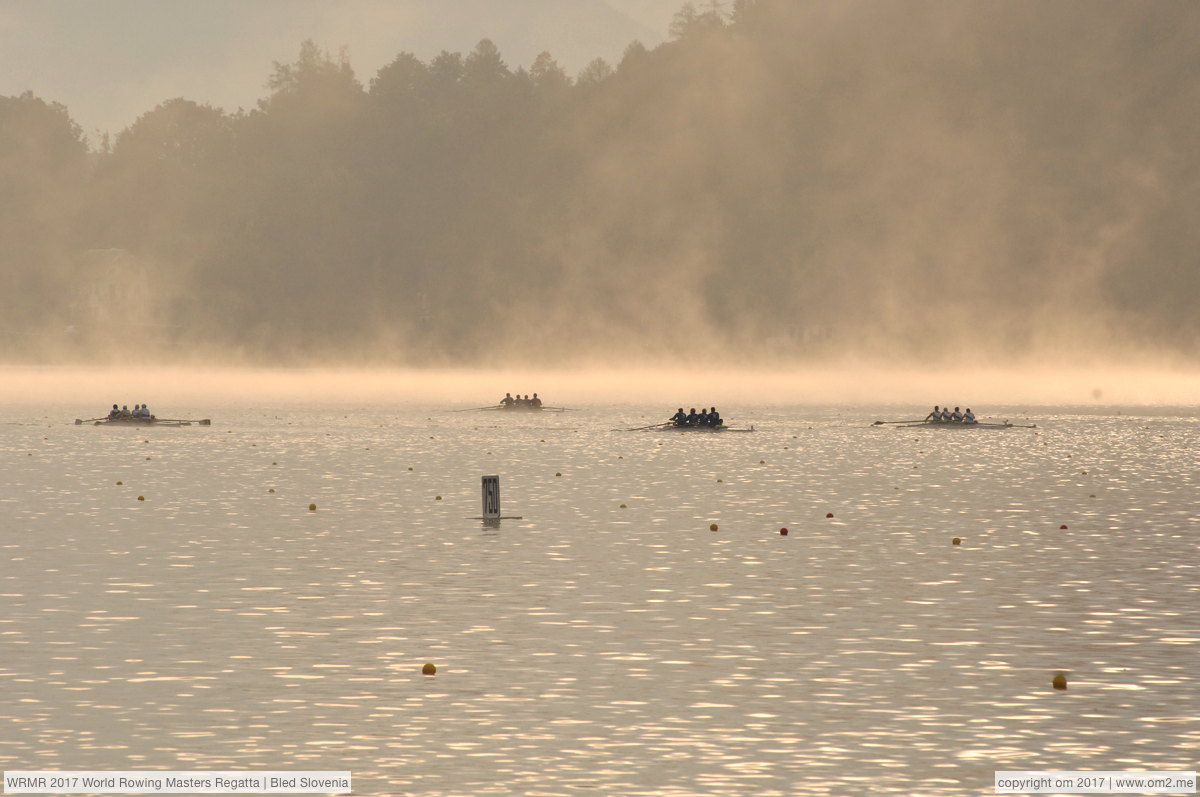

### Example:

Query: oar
xmin=451 ymin=406 xmax=502 ymax=412
xmin=616 ymin=421 xmax=672 ymax=431
xmin=872 ymin=419 xmax=926 ymax=425
xmin=541 ymin=406 xmax=576 ymax=411
xmin=153 ymin=418 xmax=212 ymax=425
xmin=75 ymin=417 xmax=106 ymax=425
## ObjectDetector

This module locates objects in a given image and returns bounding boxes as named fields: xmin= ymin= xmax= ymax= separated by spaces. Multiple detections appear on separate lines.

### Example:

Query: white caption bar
xmin=4 ymin=772 xmax=351 ymax=794
xmin=997 ymin=771 xmax=1196 ymax=794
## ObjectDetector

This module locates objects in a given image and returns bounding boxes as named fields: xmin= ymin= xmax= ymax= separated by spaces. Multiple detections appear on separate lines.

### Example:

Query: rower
xmin=951 ymin=406 xmax=963 ymax=422
xmin=500 ymin=393 xmax=515 ymax=406
xmin=925 ymin=406 xmax=941 ymax=422
xmin=963 ymin=408 xmax=976 ymax=424
xmin=531 ymin=393 xmax=542 ymax=408
xmin=108 ymin=404 xmax=120 ymax=419
xmin=940 ymin=406 xmax=953 ymax=422
xmin=671 ymin=408 xmax=687 ymax=426
xmin=120 ymin=405 xmax=132 ymax=418
xmin=686 ymin=407 xmax=700 ymax=426
xmin=696 ymin=408 xmax=711 ymax=427
xmin=708 ymin=407 xmax=721 ymax=426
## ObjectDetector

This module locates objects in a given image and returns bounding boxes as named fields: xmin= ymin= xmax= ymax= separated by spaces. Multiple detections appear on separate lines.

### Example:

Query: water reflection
xmin=0 ymin=405 xmax=1196 ymax=794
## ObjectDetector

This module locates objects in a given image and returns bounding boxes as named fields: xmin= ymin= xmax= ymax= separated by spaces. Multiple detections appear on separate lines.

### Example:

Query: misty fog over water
xmin=3 ymin=0 xmax=1199 ymax=371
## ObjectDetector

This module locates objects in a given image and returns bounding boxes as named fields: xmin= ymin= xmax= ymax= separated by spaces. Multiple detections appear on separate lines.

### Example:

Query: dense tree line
xmin=3 ymin=0 xmax=1198 ymax=365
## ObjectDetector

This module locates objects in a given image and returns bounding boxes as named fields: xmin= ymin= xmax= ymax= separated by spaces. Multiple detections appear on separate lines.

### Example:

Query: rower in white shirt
xmin=962 ymin=408 xmax=976 ymax=424
xmin=951 ymin=406 xmax=963 ymax=422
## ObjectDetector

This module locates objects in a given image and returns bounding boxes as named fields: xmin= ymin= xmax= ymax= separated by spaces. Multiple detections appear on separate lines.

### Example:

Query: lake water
xmin=1 ymin=402 xmax=1197 ymax=796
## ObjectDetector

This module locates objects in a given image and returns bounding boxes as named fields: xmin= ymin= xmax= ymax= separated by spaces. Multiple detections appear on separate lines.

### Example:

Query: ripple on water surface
xmin=1 ymin=404 xmax=1197 ymax=794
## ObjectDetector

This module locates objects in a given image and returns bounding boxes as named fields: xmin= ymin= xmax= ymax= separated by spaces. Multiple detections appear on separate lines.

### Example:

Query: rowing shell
xmin=651 ymin=424 xmax=756 ymax=433
xmin=889 ymin=421 xmax=1036 ymax=429
xmin=81 ymin=417 xmax=212 ymax=427
xmin=456 ymin=405 xmax=570 ymax=413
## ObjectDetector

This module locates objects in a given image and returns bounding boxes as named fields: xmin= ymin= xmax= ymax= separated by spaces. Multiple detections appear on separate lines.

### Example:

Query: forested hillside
xmin=3 ymin=0 xmax=1197 ymax=365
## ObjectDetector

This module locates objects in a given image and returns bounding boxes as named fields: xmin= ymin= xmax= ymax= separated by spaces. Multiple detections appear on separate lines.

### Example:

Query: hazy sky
xmin=0 ymin=0 xmax=682 ymax=140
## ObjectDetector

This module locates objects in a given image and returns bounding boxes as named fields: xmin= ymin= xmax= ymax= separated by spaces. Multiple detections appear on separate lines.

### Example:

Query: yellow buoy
xmin=435 ymin=495 xmax=442 ymax=501
xmin=710 ymin=523 xmax=718 ymax=531
xmin=1052 ymin=672 xmax=1068 ymax=690
xmin=308 ymin=503 xmax=317 ymax=511
xmin=116 ymin=481 xmax=123 ymax=485
xmin=620 ymin=504 xmax=627 ymax=508
xmin=952 ymin=537 xmax=961 ymax=545
xmin=269 ymin=488 xmax=276 ymax=493
xmin=137 ymin=495 xmax=145 ymax=501
xmin=422 ymin=662 xmax=437 ymax=675
xmin=555 ymin=472 xmax=561 ymax=477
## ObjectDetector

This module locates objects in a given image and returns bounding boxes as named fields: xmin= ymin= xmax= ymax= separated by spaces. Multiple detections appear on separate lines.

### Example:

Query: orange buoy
xmin=1060 ymin=524 xmax=1068 ymax=530
xmin=1052 ymin=672 xmax=1068 ymax=690
xmin=825 ymin=512 xmax=834 ymax=519
xmin=779 ymin=527 xmax=788 ymax=536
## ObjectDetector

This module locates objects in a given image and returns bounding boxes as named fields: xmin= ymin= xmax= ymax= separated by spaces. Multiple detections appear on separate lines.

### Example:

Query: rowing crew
xmin=500 ymin=393 xmax=542 ymax=408
xmin=107 ymin=403 xmax=155 ymax=420
xmin=670 ymin=407 xmax=721 ymax=427
xmin=925 ymin=405 xmax=976 ymax=424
